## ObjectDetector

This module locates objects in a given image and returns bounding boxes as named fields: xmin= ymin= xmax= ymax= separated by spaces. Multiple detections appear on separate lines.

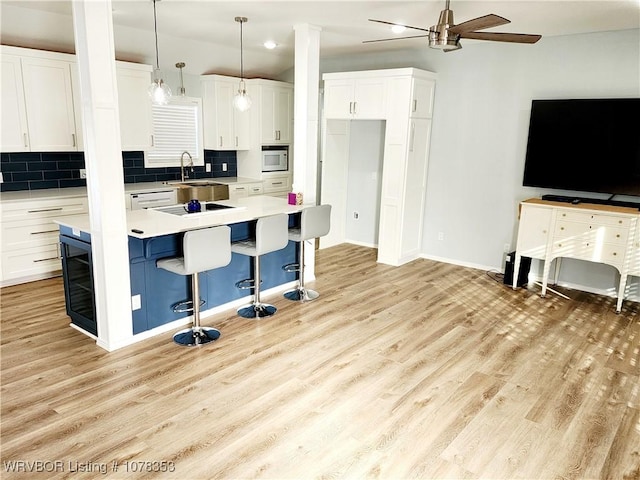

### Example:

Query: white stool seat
xmin=231 ymin=213 xmax=289 ymax=318
xmin=157 ymin=225 xmax=231 ymax=346
xmin=283 ymin=204 xmax=331 ymax=302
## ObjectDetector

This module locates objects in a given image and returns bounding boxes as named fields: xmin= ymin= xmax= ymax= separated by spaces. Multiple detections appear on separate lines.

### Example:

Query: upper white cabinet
xmin=321 ymin=68 xmax=437 ymax=266
xmin=253 ymin=80 xmax=293 ymax=144
xmin=1 ymin=54 xmax=29 ymax=152
xmin=1 ymin=46 xmax=80 ymax=153
xmin=323 ymin=75 xmax=387 ymax=120
xmin=201 ymin=75 xmax=250 ymax=151
xmin=116 ymin=61 xmax=153 ymax=151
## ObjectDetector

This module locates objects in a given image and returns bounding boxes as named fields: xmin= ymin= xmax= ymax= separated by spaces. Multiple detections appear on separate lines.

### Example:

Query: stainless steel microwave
xmin=262 ymin=149 xmax=288 ymax=172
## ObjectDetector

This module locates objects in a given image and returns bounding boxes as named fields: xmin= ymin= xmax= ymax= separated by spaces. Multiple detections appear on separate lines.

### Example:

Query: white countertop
xmin=0 ymin=178 xmax=265 ymax=203
xmin=55 ymin=195 xmax=304 ymax=239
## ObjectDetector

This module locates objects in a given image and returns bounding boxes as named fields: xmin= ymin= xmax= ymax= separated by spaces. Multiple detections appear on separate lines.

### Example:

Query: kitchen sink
xmin=175 ymin=183 xmax=229 ymax=203
xmin=153 ymin=202 xmax=242 ymax=217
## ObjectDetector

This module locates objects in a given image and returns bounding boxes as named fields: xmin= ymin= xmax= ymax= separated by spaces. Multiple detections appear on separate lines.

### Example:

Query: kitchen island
xmin=55 ymin=196 xmax=304 ymax=341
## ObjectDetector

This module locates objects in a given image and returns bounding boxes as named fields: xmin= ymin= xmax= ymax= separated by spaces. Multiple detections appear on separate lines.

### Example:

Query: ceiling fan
xmin=366 ymin=0 xmax=542 ymax=52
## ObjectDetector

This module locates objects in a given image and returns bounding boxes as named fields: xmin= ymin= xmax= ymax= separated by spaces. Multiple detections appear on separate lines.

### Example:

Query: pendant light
xmin=176 ymin=62 xmax=186 ymax=96
xmin=148 ymin=0 xmax=172 ymax=105
xmin=233 ymin=16 xmax=251 ymax=112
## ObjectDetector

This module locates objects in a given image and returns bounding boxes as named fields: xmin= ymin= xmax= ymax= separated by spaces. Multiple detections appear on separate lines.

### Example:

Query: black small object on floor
xmin=503 ymin=251 xmax=531 ymax=288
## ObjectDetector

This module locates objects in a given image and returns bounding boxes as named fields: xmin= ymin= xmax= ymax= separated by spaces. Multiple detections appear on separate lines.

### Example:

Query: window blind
xmin=145 ymin=97 xmax=203 ymax=167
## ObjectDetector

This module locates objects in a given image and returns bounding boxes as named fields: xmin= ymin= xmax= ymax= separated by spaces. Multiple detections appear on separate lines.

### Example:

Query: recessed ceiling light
xmin=391 ymin=24 xmax=406 ymax=34
xmin=263 ymin=40 xmax=277 ymax=49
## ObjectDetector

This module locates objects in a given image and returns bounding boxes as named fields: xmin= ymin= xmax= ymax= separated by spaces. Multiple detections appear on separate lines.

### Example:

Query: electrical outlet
xmin=79 ymin=169 xmax=86 ymax=179
xmin=0 ymin=172 xmax=3 ymax=184
xmin=353 ymin=212 xmax=359 ymax=219
xmin=438 ymin=232 xmax=444 ymax=241
xmin=222 ymin=163 xmax=227 ymax=172
xmin=503 ymin=243 xmax=511 ymax=253
xmin=131 ymin=294 xmax=141 ymax=311
xmin=205 ymin=163 xmax=211 ymax=173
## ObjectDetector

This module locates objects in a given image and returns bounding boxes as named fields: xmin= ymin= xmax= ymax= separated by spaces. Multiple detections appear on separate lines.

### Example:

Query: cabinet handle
xmin=272 ymin=182 xmax=283 ymax=185
xmin=33 ymin=256 xmax=59 ymax=263
xmin=236 ymin=187 xmax=246 ymax=191
xmin=413 ymin=99 xmax=417 ymax=113
xmin=23 ymin=133 xmax=28 ymax=147
xmin=349 ymin=102 xmax=353 ymax=114
xmin=151 ymin=135 xmax=155 ymax=147
xmin=353 ymin=101 xmax=357 ymax=114
xmin=560 ymin=227 xmax=565 ymax=230
xmin=613 ymin=252 xmax=617 ymax=256
xmin=31 ymin=229 xmax=59 ymax=235
xmin=275 ymin=130 xmax=280 ymax=141
xmin=28 ymin=207 xmax=63 ymax=213
xmin=72 ymin=133 xmax=76 ymax=147
xmin=235 ymin=136 xmax=238 ymax=147
xmin=220 ymin=136 xmax=223 ymax=147
xmin=616 ymin=234 xmax=620 ymax=238
xmin=409 ymin=122 xmax=415 ymax=152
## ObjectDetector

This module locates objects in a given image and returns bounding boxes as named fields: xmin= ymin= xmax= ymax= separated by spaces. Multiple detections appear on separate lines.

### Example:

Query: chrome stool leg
xmin=284 ymin=239 xmax=319 ymax=302
xmin=237 ymin=256 xmax=277 ymax=319
xmin=173 ymin=272 xmax=220 ymax=346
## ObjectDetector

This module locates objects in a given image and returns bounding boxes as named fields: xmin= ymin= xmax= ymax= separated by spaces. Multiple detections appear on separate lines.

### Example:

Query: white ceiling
xmin=1 ymin=1 xmax=639 ymax=78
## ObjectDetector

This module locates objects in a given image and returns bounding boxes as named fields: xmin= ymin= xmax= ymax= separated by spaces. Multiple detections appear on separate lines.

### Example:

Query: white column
xmin=293 ymin=23 xmax=322 ymax=283
xmin=72 ymin=1 xmax=132 ymax=351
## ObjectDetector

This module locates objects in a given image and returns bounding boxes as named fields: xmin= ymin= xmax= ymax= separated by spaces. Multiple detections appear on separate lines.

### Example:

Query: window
xmin=145 ymin=96 xmax=204 ymax=167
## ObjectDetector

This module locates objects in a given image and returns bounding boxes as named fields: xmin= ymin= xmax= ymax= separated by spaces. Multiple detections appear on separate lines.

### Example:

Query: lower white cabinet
xmin=1 ymin=195 xmax=89 ymax=286
xmin=513 ymin=199 xmax=640 ymax=312
xmin=228 ymin=182 xmax=263 ymax=200
xmin=263 ymin=175 xmax=291 ymax=198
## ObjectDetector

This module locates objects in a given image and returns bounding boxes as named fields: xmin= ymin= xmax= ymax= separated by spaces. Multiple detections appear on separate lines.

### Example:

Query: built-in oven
xmin=60 ymin=231 xmax=97 ymax=336
xmin=262 ymin=146 xmax=288 ymax=172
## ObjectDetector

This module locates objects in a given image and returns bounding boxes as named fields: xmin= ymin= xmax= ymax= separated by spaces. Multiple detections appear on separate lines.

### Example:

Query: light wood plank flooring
xmin=1 ymin=244 xmax=639 ymax=479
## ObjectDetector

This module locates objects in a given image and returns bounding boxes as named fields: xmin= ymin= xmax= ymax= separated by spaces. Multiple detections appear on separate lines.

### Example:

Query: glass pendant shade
xmin=233 ymin=80 xmax=251 ymax=112
xmin=148 ymin=68 xmax=172 ymax=105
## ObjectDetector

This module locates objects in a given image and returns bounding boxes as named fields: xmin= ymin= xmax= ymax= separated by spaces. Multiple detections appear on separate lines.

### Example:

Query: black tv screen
xmin=522 ymin=98 xmax=640 ymax=197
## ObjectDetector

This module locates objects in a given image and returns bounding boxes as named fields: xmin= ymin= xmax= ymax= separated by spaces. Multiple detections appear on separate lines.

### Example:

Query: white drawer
xmin=1 ymin=197 xmax=88 ymax=222
xmin=228 ymin=184 xmax=250 ymax=199
xmin=554 ymin=221 xmax=629 ymax=245
xmin=2 ymin=217 xmax=61 ymax=250
xmin=248 ymin=183 xmax=264 ymax=196
xmin=551 ymin=239 xmax=625 ymax=267
xmin=263 ymin=176 xmax=291 ymax=193
xmin=2 ymin=244 xmax=61 ymax=280
xmin=556 ymin=210 xmax=632 ymax=227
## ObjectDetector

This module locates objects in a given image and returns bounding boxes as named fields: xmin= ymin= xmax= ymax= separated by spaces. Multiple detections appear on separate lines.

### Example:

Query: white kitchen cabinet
xmin=1 ymin=195 xmax=89 ymax=286
xmin=1 ymin=46 xmax=80 ymax=153
xmin=21 ymin=55 xmax=79 ymax=152
xmin=321 ymin=68 xmax=436 ymax=266
xmin=263 ymin=174 xmax=291 ymax=197
xmin=228 ymin=181 xmax=263 ymax=200
xmin=513 ymin=199 xmax=639 ymax=312
xmin=630 ymin=224 xmax=640 ymax=277
xmin=116 ymin=62 xmax=153 ymax=151
xmin=1 ymin=54 xmax=29 ymax=152
xmin=323 ymin=75 xmax=387 ymax=120
xmin=201 ymin=75 xmax=250 ymax=151
xmin=256 ymin=81 xmax=293 ymax=144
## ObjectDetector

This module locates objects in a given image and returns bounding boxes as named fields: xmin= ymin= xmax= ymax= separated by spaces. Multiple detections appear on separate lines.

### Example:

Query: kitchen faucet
xmin=180 ymin=151 xmax=193 ymax=182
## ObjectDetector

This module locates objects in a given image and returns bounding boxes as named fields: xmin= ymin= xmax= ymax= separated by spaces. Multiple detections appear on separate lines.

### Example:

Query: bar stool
xmin=157 ymin=226 xmax=231 ymax=346
xmin=231 ymin=213 xmax=289 ymax=319
xmin=283 ymin=204 xmax=332 ymax=302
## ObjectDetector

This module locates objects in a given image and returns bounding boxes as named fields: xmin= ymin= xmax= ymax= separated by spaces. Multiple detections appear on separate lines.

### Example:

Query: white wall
xmin=320 ymin=28 xmax=640 ymax=299
xmin=345 ymin=120 xmax=385 ymax=246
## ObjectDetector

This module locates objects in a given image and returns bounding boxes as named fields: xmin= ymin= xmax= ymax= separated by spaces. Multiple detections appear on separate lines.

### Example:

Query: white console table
xmin=513 ymin=198 xmax=640 ymax=312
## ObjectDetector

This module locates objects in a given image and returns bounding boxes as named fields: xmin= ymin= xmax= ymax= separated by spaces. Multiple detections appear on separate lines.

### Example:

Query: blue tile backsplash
xmin=1 ymin=150 xmax=238 ymax=192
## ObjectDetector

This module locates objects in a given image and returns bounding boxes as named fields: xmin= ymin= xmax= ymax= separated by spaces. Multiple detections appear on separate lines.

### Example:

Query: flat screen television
xmin=522 ymin=98 xmax=640 ymax=197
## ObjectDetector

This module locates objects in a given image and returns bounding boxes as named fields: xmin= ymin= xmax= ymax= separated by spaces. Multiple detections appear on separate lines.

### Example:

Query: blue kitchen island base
xmin=60 ymin=216 xmax=299 ymax=339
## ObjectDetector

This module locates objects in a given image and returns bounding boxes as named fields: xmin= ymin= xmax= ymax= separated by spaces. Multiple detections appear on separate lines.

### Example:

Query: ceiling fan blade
xmin=363 ymin=34 xmax=430 ymax=44
xmin=449 ymin=14 xmax=510 ymax=34
xmin=459 ymin=31 xmax=542 ymax=44
xmin=368 ymin=18 xmax=431 ymax=33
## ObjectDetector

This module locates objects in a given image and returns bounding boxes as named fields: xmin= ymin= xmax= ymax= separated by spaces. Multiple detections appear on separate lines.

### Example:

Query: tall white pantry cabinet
xmin=321 ymin=68 xmax=436 ymax=266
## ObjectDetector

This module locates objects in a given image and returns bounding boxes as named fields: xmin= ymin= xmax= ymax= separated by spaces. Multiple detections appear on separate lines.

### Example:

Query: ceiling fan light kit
xmin=148 ymin=0 xmax=171 ymax=105
xmin=366 ymin=0 xmax=541 ymax=52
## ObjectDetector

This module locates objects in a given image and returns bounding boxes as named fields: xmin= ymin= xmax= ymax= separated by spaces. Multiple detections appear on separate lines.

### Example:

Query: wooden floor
xmin=1 ymin=244 xmax=639 ymax=480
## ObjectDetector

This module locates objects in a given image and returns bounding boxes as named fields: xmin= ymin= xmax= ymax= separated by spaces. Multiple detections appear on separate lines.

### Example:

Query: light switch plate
xmin=131 ymin=294 xmax=141 ymax=311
